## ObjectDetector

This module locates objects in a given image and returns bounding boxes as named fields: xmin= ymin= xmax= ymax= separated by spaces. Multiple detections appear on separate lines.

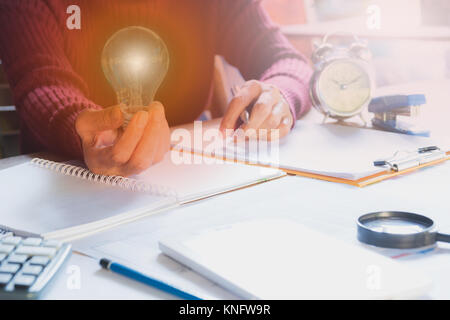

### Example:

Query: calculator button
xmin=29 ymin=256 xmax=50 ymax=266
xmin=21 ymin=237 xmax=42 ymax=246
xmin=0 ymin=273 xmax=12 ymax=287
xmin=15 ymin=245 xmax=56 ymax=258
xmin=0 ymin=244 xmax=14 ymax=254
xmin=7 ymin=254 xmax=28 ymax=264
xmin=0 ymin=253 xmax=6 ymax=262
xmin=42 ymin=240 xmax=62 ymax=249
xmin=0 ymin=263 xmax=20 ymax=274
xmin=0 ymin=232 xmax=13 ymax=240
xmin=1 ymin=236 xmax=22 ymax=246
xmin=21 ymin=265 xmax=43 ymax=276
xmin=13 ymin=274 xmax=36 ymax=288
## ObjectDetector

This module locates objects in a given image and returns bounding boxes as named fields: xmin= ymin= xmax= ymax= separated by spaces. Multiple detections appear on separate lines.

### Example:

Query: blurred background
xmin=1 ymin=0 xmax=449 ymax=158
xmin=274 ymin=0 xmax=450 ymax=85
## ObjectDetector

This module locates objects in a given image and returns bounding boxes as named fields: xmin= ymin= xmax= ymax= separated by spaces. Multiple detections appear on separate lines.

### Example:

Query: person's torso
xmin=47 ymin=0 xmax=218 ymax=125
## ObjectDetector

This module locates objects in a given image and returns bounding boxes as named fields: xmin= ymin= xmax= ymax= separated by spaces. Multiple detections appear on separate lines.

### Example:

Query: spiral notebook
xmin=0 ymin=153 xmax=284 ymax=241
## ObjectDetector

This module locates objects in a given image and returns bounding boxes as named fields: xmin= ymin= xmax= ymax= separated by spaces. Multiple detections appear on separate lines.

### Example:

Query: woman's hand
xmin=75 ymin=102 xmax=170 ymax=176
xmin=220 ymin=80 xmax=293 ymax=140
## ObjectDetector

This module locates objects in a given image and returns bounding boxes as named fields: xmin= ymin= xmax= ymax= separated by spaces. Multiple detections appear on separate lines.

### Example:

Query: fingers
xmin=82 ymin=111 xmax=148 ymax=176
xmin=76 ymin=106 xmax=124 ymax=143
xmin=237 ymin=83 xmax=292 ymax=141
xmin=77 ymin=105 xmax=123 ymax=133
xmin=259 ymin=101 xmax=284 ymax=131
xmin=110 ymin=111 xmax=149 ymax=165
xmin=273 ymin=116 xmax=292 ymax=140
xmin=243 ymin=91 xmax=278 ymax=131
xmin=125 ymin=102 xmax=170 ymax=175
xmin=220 ymin=81 xmax=262 ymax=134
xmin=81 ymin=102 xmax=170 ymax=177
xmin=151 ymin=123 xmax=171 ymax=164
xmin=220 ymin=80 xmax=294 ymax=142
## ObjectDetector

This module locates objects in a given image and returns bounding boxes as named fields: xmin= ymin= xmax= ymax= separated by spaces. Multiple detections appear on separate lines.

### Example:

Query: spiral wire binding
xmin=31 ymin=158 xmax=178 ymax=199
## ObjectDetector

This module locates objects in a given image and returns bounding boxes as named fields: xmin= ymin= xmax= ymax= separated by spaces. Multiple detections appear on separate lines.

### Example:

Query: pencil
xmin=99 ymin=258 xmax=202 ymax=300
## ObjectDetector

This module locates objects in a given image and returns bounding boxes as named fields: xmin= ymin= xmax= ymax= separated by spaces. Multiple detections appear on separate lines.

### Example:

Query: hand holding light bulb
xmin=75 ymin=102 xmax=170 ymax=177
xmin=75 ymin=26 xmax=171 ymax=176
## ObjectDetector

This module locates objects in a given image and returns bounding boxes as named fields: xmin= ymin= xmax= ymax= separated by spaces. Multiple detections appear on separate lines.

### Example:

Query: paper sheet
xmin=172 ymin=119 xmax=441 ymax=180
xmin=135 ymin=151 xmax=284 ymax=203
xmin=0 ymin=162 xmax=174 ymax=237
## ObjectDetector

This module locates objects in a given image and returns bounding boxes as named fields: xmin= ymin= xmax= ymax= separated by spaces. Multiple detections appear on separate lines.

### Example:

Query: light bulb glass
xmin=101 ymin=26 xmax=169 ymax=126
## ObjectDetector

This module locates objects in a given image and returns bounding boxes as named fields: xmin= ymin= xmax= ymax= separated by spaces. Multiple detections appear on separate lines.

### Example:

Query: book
xmin=0 ymin=151 xmax=284 ymax=241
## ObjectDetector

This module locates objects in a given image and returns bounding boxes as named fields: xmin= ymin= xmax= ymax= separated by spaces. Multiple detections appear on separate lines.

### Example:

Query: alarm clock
xmin=310 ymin=33 xmax=374 ymax=122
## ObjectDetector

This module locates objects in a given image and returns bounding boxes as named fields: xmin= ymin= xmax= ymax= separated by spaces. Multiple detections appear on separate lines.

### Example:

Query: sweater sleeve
xmin=0 ymin=0 xmax=100 ymax=159
xmin=216 ymin=0 xmax=313 ymax=120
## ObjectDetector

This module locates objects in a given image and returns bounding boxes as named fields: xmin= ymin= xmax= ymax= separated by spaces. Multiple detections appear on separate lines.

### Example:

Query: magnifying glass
xmin=357 ymin=211 xmax=450 ymax=249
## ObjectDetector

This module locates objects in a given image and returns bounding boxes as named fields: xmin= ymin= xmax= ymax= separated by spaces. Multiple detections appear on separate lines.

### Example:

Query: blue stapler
xmin=368 ymin=94 xmax=429 ymax=137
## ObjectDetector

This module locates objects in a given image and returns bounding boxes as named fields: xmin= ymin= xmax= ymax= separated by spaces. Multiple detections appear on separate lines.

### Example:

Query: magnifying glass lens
xmin=364 ymin=218 xmax=428 ymax=235
xmin=357 ymin=211 xmax=441 ymax=249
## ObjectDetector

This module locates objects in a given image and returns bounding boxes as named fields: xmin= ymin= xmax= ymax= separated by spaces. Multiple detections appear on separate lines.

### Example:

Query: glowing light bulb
xmin=101 ymin=26 xmax=169 ymax=127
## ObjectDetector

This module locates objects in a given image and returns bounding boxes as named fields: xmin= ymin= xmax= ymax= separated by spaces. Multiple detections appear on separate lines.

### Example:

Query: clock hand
xmin=332 ymin=77 xmax=362 ymax=90
xmin=332 ymin=79 xmax=343 ymax=87
xmin=332 ymin=79 xmax=349 ymax=90
xmin=345 ymin=75 xmax=363 ymax=86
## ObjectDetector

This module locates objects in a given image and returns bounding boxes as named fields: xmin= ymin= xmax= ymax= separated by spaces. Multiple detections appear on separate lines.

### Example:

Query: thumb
xmin=76 ymin=106 xmax=124 ymax=138
xmin=146 ymin=101 xmax=166 ymax=123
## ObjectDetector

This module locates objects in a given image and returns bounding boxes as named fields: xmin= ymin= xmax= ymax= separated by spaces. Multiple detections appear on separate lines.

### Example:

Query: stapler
xmin=368 ymin=94 xmax=429 ymax=136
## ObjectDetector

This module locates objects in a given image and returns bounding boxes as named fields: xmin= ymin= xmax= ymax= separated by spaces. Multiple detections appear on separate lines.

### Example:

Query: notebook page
xmin=0 ymin=162 xmax=174 ymax=236
xmin=172 ymin=119 xmax=439 ymax=180
xmin=274 ymin=122 xmax=438 ymax=180
xmin=135 ymin=151 xmax=284 ymax=203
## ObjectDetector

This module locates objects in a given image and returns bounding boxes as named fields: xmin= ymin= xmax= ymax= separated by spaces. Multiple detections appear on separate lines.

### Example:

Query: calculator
xmin=0 ymin=231 xmax=71 ymax=299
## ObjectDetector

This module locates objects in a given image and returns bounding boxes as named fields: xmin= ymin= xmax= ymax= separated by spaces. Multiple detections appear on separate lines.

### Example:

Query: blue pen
xmin=99 ymin=258 xmax=202 ymax=300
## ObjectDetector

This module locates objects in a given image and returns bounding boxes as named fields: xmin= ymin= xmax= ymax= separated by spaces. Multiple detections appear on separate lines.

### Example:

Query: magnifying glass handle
xmin=436 ymin=233 xmax=450 ymax=243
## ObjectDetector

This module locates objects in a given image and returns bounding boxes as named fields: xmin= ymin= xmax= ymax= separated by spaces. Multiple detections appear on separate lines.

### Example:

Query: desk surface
xmin=66 ymin=161 xmax=450 ymax=299
xmin=0 ymin=81 xmax=448 ymax=299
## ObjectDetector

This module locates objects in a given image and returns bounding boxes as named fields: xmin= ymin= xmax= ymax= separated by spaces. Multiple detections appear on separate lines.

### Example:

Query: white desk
xmin=48 ymin=160 xmax=449 ymax=300
xmin=44 ymin=252 xmax=178 ymax=300
xmin=0 ymin=81 xmax=448 ymax=299
xmin=3 ymin=149 xmax=449 ymax=300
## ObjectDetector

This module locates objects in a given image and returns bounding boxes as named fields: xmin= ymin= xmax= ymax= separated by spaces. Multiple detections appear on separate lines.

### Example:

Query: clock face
xmin=317 ymin=60 xmax=371 ymax=115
